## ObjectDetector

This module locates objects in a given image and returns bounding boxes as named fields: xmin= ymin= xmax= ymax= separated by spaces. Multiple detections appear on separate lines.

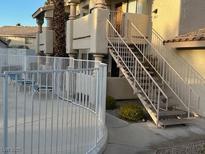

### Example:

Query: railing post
xmin=162 ymin=60 xmax=165 ymax=87
xmin=162 ymin=60 xmax=165 ymax=79
xmin=197 ymin=96 xmax=200 ymax=113
xmin=157 ymin=89 xmax=160 ymax=127
xmin=134 ymin=61 xmax=137 ymax=90
xmin=24 ymin=56 xmax=27 ymax=71
xmin=95 ymin=65 xmax=100 ymax=144
xmin=118 ymin=38 xmax=120 ymax=54
xmin=3 ymin=75 xmax=8 ymax=154
xmin=188 ymin=88 xmax=191 ymax=118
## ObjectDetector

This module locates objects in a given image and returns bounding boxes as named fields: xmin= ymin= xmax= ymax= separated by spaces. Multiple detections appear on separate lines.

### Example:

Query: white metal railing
xmin=0 ymin=54 xmax=100 ymax=72
xmin=107 ymin=19 xmax=168 ymax=125
xmin=130 ymin=22 xmax=200 ymax=115
xmin=152 ymin=28 xmax=205 ymax=86
xmin=0 ymin=54 xmax=107 ymax=154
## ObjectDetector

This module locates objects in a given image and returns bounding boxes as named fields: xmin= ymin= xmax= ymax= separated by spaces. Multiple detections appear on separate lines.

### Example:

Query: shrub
xmin=119 ymin=104 xmax=146 ymax=122
xmin=106 ymin=96 xmax=117 ymax=110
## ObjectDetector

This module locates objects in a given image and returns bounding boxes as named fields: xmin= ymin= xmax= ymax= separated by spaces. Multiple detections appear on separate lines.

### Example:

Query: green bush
xmin=106 ymin=96 xmax=117 ymax=110
xmin=119 ymin=104 xmax=146 ymax=122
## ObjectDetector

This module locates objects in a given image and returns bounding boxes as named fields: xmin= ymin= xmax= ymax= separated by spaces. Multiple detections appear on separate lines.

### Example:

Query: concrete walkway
xmin=104 ymin=113 xmax=205 ymax=154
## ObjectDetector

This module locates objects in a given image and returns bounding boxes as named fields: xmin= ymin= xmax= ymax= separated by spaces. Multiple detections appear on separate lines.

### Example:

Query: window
xmin=25 ymin=38 xmax=33 ymax=44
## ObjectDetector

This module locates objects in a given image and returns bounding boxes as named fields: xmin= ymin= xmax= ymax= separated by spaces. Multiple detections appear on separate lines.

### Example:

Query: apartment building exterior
xmin=33 ymin=0 xmax=205 ymax=127
xmin=0 ymin=25 xmax=37 ymax=50
xmin=32 ymin=0 xmax=70 ymax=55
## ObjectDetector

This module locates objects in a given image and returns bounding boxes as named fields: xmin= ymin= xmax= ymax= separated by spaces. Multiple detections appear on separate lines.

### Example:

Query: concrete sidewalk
xmin=104 ymin=113 xmax=205 ymax=154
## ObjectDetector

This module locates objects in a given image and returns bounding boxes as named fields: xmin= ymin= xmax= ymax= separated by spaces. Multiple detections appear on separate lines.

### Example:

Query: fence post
xmin=24 ymin=56 xmax=27 ymax=71
xmin=3 ymin=75 xmax=8 ymax=154
xmin=188 ymin=88 xmax=191 ymax=118
xmin=95 ymin=67 xmax=99 ymax=145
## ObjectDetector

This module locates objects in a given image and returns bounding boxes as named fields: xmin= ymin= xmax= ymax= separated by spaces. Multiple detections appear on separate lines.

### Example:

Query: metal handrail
xmin=107 ymin=19 xmax=168 ymax=124
xmin=152 ymin=28 xmax=165 ymax=42
xmin=152 ymin=30 xmax=205 ymax=85
xmin=107 ymin=19 xmax=167 ymax=97
xmin=131 ymin=22 xmax=190 ymax=83
xmin=130 ymin=22 xmax=200 ymax=114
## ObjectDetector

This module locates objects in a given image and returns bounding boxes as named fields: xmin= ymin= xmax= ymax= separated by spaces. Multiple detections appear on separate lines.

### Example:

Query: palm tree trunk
xmin=53 ymin=0 xmax=67 ymax=57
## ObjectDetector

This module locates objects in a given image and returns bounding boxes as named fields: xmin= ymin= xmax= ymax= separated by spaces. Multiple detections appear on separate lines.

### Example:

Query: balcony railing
xmin=0 ymin=53 xmax=107 ymax=154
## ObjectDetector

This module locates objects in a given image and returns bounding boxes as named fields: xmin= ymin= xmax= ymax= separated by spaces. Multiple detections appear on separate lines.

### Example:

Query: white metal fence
xmin=0 ymin=54 xmax=107 ymax=154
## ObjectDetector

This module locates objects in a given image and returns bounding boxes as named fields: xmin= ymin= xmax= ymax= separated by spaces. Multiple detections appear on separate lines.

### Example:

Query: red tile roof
xmin=164 ymin=28 xmax=205 ymax=43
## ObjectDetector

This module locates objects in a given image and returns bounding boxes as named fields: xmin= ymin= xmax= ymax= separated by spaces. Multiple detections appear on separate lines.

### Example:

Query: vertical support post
xmin=69 ymin=53 xmax=76 ymax=68
xmin=95 ymin=67 xmax=99 ymax=144
xmin=188 ymin=88 xmax=191 ymax=118
xmin=67 ymin=1 xmax=78 ymax=55
xmin=197 ymin=96 xmax=200 ymax=113
xmin=157 ymin=89 xmax=160 ymax=127
xmin=24 ymin=56 xmax=27 ymax=71
xmin=3 ymin=75 xmax=8 ymax=154
xmin=162 ymin=60 xmax=165 ymax=88
xmin=134 ymin=61 xmax=137 ymax=92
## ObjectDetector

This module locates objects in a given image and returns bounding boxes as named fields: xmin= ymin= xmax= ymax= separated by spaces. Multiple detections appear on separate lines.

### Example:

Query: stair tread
xmin=159 ymin=110 xmax=187 ymax=116
xmin=159 ymin=118 xmax=192 ymax=126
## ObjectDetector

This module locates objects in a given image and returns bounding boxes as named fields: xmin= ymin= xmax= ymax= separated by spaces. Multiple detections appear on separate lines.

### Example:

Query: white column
xmin=94 ymin=0 xmax=107 ymax=9
xmin=67 ymin=2 xmax=78 ymax=56
xmin=36 ymin=17 xmax=44 ymax=54
xmin=69 ymin=3 xmax=77 ymax=20
xmin=46 ymin=17 xmax=53 ymax=30
xmin=94 ymin=54 xmax=104 ymax=68
xmin=94 ymin=54 xmax=104 ymax=62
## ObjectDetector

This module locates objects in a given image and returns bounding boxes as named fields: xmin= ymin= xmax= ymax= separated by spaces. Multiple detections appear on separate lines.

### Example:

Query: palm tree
xmin=52 ymin=0 xmax=67 ymax=57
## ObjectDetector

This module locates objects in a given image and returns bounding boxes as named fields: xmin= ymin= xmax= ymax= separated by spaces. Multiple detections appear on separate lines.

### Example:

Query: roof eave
xmin=165 ymin=40 xmax=205 ymax=49
xmin=32 ymin=5 xmax=55 ymax=18
xmin=32 ymin=7 xmax=45 ymax=18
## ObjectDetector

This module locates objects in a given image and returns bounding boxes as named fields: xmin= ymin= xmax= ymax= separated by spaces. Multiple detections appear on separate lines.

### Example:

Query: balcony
xmin=0 ymin=51 xmax=107 ymax=154
xmin=109 ymin=11 xmax=149 ymax=44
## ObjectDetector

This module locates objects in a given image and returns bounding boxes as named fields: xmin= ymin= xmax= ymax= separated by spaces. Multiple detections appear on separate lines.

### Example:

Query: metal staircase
xmin=106 ymin=19 xmax=196 ymax=127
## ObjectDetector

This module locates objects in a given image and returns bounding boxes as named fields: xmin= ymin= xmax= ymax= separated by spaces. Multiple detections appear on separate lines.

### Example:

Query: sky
xmin=0 ymin=0 xmax=45 ymax=26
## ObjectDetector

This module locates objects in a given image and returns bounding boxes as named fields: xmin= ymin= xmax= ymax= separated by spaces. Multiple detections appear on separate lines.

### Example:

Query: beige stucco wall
xmin=124 ymin=13 xmax=149 ymax=40
xmin=2 ymin=36 xmax=36 ymax=50
xmin=107 ymin=77 xmax=138 ymax=100
xmin=153 ymin=0 xmax=205 ymax=39
xmin=179 ymin=0 xmax=205 ymax=35
xmin=175 ymin=49 xmax=205 ymax=78
xmin=152 ymin=0 xmax=181 ymax=40
xmin=66 ymin=8 xmax=109 ymax=54
xmin=39 ymin=28 xmax=53 ymax=54
xmin=128 ymin=0 xmax=137 ymax=13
